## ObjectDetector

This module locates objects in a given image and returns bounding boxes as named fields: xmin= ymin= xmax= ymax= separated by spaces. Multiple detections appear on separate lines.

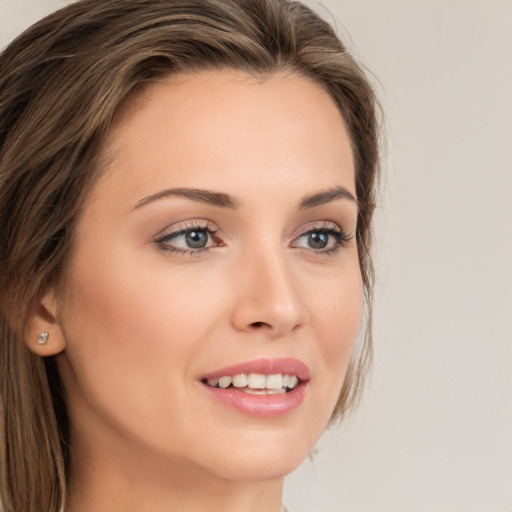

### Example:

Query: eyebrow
xmin=132 ymin=185 xmax=356 ymax=211
xmin=299 ymin=186 xmax=357 ymax=209
xmin=133 ymin=187 xmax=239 ymax=210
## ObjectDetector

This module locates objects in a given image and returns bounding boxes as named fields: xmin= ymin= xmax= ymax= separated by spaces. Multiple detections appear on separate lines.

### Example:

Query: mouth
xmin=199 ymin=358 xmax=309 ymax=418
xmin=202 ymin=372 xmax=300 ymax=395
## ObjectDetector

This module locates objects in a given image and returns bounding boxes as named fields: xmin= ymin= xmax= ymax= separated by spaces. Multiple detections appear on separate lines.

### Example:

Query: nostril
xmin=250 ymin=321 xmax=268 ymax=329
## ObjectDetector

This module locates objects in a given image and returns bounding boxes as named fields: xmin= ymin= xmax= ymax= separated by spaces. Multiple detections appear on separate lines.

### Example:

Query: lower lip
xmin=201 ymin=382 xmax=307 ymax=418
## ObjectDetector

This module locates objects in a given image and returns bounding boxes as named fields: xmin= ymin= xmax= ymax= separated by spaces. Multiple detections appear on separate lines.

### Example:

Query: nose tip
xmin=233 ymin=298 xmax=304 ymax=337
xmin=230 ymin=254 xmax=306 ymax=337
xmin=246 ymin=307 xmax=302 ymax=334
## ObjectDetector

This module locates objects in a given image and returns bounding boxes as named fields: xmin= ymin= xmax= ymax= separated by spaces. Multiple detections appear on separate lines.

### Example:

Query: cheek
xmin=309 ymin=261 xmax=363 ymax=347
xmin=56 ymin=246 xmax=239 ymax=460
xmin=57 ymin=246 xmax=214 ymax=416
xmin=61 ymin=243 xmax=221 ymax=350
xmin=306 ymin=265 xmax=363 ymax=407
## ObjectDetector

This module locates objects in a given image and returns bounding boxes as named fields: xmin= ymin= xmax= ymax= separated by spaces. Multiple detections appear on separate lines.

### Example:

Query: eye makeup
xmin=291 ymin=220 xmax=353 ymax=256
xmin=154 ymin=217 xmax=353 ymax=258
xmin=154 ymin=220 xmax=221 ymax=255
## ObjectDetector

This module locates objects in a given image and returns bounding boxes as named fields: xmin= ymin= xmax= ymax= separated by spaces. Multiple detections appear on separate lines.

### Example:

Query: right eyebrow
xmin=132 ymin=187 xmax=240 ymax=211
xmin=299 ymin=186 xmax=357 ymax=210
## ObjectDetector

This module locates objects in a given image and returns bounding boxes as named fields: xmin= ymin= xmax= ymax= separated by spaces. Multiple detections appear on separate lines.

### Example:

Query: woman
xmin=0 ymin=0 xmax=381 ymax=511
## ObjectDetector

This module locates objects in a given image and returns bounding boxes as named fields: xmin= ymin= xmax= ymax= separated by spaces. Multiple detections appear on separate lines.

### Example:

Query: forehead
xmin=95 ymin=69 xmax=355 ymax=208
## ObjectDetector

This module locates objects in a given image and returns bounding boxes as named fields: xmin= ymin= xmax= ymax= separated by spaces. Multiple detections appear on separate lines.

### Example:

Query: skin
xmin=28 ymin=69 xmax=363 ymax=512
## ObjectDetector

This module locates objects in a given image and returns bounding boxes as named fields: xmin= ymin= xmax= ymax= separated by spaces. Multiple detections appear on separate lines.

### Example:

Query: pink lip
xmin=200 ymin=358 xmax=309 ymax=418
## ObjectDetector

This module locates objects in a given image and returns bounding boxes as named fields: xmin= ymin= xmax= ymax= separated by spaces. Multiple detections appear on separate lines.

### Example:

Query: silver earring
xmin=37 ymin=331 xmax=49 ymax=345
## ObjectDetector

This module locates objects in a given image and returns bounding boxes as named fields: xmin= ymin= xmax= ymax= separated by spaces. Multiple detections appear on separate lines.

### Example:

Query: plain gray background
xmin=1 ymin=1 xmax=511 ymax=510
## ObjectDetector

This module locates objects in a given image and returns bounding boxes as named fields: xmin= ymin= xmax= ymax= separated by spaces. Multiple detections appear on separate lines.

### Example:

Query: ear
xmin=24 ymin=289 xmax=67 ymax=356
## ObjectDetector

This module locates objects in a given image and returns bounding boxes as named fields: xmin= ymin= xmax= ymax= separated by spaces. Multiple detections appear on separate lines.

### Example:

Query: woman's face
xmin=54 ymin=69 xmax=362 ymax=482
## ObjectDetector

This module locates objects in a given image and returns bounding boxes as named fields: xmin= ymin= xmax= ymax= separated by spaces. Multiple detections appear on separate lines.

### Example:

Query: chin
xmin=189 ymin=425 xmax=319 ymax=483
xmin=207 ymin=452 xmax=307 ymax=483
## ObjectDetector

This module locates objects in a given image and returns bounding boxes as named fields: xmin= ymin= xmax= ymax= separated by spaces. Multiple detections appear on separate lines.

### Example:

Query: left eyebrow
xmin=132 ymin=187 xmax=239 ymax=210
xmin=299 ymin=186 xmax=357 ymax=209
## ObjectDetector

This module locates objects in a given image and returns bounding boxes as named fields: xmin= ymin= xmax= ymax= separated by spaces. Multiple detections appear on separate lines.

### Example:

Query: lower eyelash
xmin=156 ymin=244 xmax=211 ymax=256
xmin=154 ymin=222 xmax=353 ymax=256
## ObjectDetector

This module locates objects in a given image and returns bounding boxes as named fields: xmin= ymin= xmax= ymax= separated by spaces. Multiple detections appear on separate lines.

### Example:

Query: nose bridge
xmin=230 ymin=239 xmax=306 ymax=336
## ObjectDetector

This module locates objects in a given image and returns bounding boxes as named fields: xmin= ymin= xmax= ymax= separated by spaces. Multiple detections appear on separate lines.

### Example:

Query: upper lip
xmin=201 ymin=358 xmax=310 ymax=381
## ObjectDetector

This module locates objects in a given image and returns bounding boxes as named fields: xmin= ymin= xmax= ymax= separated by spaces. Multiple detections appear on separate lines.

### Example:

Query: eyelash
xmin=155 ymin=221 xmax=220 ymax=256
xmin=155 ymin=221 xmax=352 ymax=256
xmin=293 ymin=222 xmax=353 ymax=256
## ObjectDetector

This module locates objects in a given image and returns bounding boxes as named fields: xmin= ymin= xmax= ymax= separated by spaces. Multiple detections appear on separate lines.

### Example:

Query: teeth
xmin=266 ymin=373 xmax=283 ymax=389
xmin=205 ymin=372 xmax=300 ymax=391
xmin=267 ymin=388 xmax=286 ymax=395
xmin=288 ymin=375 xmax=299 ymax=389
xmin=244 ymin=389 xmax=269 ymax=395
xmin=243 ymin=388 xmax=286 ymax=395
xmin=218 ymin=376 xmax=232 ymax=389
xmin=248 ymin=373 xmax=266 ymax=389
xmin=232 ymin=374 xmax=248 ymax=387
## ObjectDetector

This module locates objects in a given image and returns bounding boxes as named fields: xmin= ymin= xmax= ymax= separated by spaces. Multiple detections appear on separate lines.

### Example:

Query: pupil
xmin=308 ymin=232 xmax=328 ymax=249
xmin=185 ymin=230 xmax=208 ymax=248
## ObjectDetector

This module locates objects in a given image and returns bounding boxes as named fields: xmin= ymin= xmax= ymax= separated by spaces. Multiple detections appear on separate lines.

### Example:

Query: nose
xmin=230 ymin=248 xmax=307 ymax=338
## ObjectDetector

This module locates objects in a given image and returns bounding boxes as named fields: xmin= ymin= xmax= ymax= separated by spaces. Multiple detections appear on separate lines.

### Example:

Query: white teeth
xmin=288 ymin=375 xmax=298 ymax=389
xmin=267 ymin=388 xmax=286 ymax=395
xmin=206 ymin=372 xmax=300 ymax=391
xmin=266 ymin=373 xmax=283 ymax=390
xmin=243 ymin=388 xmax=268 ymax=395
xmin=243 ymin=388 xmax=286 ymax=395
xmin=218 ymin=376 xmax=232 ymax=389
xmin=248 ymin=373 xmax=266 ymax=389
xmin=232 ymin=374 xmax=248 ymax=387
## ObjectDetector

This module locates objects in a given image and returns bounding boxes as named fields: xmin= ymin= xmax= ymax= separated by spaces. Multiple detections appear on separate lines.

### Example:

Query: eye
xmin=181 ymin=229 xmax=209 ymax=249
xmin=155 ymin=222 xmax=220 ymax=254
xmin=304 ymin=232 xmax=331 ymax=249
xmin=292 ymin=222 xmax=352 ymax=254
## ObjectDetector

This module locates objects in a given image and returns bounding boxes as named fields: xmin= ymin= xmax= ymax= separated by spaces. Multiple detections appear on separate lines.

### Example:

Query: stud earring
xmin=37 ymin=331 xmax=49 ymax=345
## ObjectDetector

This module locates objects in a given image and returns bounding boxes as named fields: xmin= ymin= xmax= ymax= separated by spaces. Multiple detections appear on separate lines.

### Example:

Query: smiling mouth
xmin=202 ymin=372 xmax=300 ymax=395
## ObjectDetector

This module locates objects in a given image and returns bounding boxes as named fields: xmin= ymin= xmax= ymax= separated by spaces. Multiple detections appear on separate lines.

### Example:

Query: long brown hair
xmin=0 ymin=1 xmax=381 ymax=510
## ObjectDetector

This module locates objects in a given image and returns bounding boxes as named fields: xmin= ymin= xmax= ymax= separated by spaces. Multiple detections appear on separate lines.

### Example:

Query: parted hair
xmin=0 ymin=1 xmax=381 ymax=511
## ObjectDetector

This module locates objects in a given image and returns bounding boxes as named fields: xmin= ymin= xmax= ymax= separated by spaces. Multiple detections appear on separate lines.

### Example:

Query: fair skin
xmin=28 ymin=69 xmax=362 ymax=512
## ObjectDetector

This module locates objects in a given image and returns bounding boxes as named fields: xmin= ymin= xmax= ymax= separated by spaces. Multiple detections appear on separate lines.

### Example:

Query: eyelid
xmin=154 ymin=219 xmax=218 ymax=240
xmin=153 ymin=219 xmax=221 ymax=255
xmin=290 ymin=220 xmax=354 ymax=253
xmin=293 ymin=220 xmax=340 ymax=237
xmin=153 ymin=219 xmax=353 ymax=256
xmin=292 ymin=220 xmax=353 ymax=242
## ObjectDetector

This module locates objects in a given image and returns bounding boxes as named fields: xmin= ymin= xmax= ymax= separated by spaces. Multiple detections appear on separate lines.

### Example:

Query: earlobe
xmin=24 ymin=289 xmax=67 ymax=356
